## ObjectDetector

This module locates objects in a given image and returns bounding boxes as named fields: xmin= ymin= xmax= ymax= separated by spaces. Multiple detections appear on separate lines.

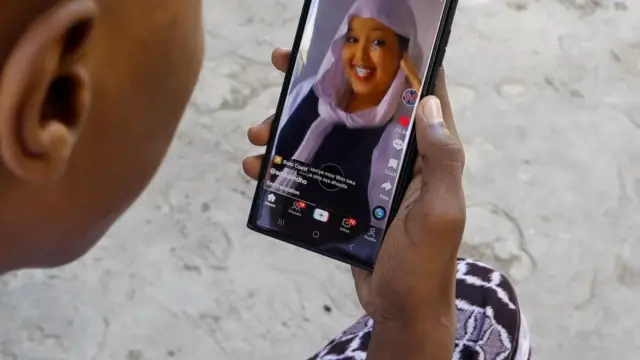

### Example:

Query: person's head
xmin=341 ymin=16 xmax=409 ymax=98
xmin=0 ymin=0 xmax=204 ymax=273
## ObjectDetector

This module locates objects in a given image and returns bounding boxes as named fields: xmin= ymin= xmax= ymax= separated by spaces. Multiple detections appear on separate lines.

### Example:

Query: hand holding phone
xmin=245 ymin=48 xmax=465 ymax=357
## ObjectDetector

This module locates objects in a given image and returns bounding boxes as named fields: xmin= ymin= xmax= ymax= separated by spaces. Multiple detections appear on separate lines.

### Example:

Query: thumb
xmin=415 ymin=96 xmax=464 ymax=180
xmin=403 ymin=96 xmax=466 ymax=259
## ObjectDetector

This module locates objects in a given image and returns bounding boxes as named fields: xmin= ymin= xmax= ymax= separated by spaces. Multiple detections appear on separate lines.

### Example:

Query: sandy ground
xmin=1 ymin=0 xmax=639 ymax=359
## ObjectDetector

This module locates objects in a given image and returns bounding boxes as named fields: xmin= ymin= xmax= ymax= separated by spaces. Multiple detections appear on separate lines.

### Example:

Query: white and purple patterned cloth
xmin=309 ymin=259 xmax=532 ymax=360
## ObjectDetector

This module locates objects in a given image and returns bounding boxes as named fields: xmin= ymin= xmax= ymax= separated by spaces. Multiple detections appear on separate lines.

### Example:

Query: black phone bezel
xmin=247 ymin=0 xmax=459 ymax=271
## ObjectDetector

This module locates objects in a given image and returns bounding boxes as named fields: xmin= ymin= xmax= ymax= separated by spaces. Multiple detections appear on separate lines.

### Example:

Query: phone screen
xmin=249 ymin=0 xmax=453 ymax=269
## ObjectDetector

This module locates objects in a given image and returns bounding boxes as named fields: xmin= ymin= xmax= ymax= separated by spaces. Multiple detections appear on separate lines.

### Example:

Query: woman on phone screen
xmin=265 ymin=0 xmax=423 ymax=244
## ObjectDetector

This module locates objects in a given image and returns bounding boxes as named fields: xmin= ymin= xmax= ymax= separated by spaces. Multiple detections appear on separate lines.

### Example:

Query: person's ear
xmin=0 ymin=0 xmax=97 ymax=182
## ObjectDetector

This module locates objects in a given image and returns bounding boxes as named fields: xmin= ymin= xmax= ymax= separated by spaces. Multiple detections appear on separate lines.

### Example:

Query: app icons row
xmin=374 ymin=89 xmax=417 ymax=216
xmin=267 ymin=192 xmax=382 ymax=241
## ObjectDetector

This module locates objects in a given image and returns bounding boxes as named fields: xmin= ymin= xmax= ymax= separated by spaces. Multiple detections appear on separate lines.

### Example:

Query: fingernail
xmin=421 ymin=96 xmax=445 ymax=128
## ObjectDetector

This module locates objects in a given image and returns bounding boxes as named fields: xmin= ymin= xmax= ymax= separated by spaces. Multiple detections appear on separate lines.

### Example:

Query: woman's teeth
xmin=355 ymin=66 xmax=372 ymax=77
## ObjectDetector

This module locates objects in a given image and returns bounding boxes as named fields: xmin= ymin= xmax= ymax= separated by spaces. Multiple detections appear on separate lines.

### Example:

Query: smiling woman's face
xmin=342 ymin=16 xmax=402 ymax=97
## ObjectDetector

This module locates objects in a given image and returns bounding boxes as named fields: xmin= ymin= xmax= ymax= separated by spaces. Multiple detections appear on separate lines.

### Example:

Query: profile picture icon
xmin=402 ymin=88 xmax=418 ymax=106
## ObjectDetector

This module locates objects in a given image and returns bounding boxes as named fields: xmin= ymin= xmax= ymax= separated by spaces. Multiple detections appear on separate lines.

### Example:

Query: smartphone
xmin=247 ymin=0 xmax=458 ymax=270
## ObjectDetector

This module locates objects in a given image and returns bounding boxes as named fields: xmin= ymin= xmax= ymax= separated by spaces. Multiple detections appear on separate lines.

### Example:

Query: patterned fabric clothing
xmin=308 ymin=259 xmax=532 ymax=360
